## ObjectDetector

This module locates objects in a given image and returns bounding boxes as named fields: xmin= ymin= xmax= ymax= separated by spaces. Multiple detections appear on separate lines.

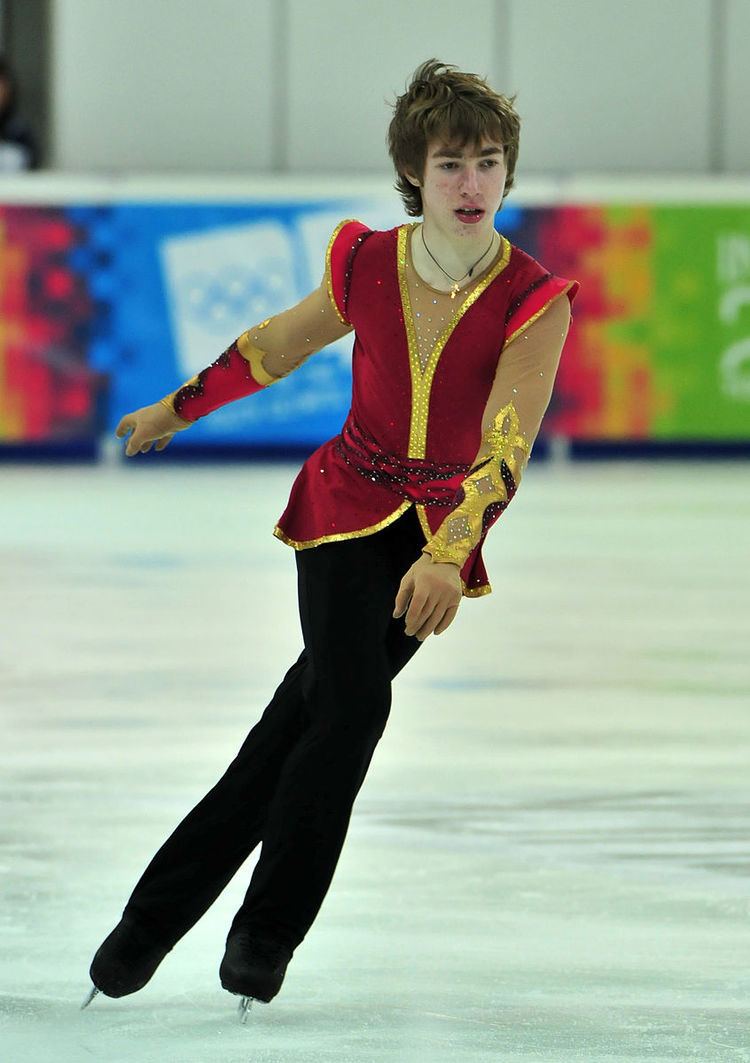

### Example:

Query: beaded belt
xmin=334 ymin=417 xmax=471 ymax=506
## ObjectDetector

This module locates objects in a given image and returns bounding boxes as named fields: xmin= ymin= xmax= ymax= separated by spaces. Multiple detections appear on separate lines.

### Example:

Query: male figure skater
xmin=83 ymin=58 xmax=580 ymax=1020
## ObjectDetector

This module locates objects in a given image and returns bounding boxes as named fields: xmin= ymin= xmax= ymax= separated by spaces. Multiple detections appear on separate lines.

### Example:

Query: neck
xmin=412 ymin=218 xmax=498 ymax=290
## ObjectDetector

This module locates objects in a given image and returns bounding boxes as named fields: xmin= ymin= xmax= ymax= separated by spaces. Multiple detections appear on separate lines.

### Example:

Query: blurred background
xmin=1 ymin=0 xmax=749 ymax=460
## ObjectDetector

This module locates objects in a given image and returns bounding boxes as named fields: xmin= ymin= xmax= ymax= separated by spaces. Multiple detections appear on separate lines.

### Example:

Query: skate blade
xmin=81 ymin=985 xmax=100 ymax=1010
xmin=238 ymin=996 xmax=253 ymax=1023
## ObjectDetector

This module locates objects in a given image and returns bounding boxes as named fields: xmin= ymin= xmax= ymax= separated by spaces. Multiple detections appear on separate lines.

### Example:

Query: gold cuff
xmin=422 ymin=402 xmax=531 ymax=568
xmin=158 ymin=394 xmax=195 ymax=426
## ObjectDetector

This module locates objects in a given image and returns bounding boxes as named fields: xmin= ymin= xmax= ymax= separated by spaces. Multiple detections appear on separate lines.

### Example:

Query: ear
xmin=404 ymin=173 xmax=421 ymax=188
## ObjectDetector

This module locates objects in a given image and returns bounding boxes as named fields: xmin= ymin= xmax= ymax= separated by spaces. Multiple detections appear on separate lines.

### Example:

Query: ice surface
xmin=1 ymin=458 xmax=749 ymax=1062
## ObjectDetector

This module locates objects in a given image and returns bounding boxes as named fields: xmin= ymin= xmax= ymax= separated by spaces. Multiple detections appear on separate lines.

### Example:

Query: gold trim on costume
xmin=236 ymin=330 xmax=279 ymax=387
xmin=422 ymin=401 xmax=530 ymax=568
xmin=462 ymin=582 xmax=492 ymax=598
xmin=325 ymin=218 xmax=360 ymax=327
xmin=415 ymin=503 xmax=433 ymax=542
xmin=273 ymin=500 xmax=413 ymax=550
xmin=397 ymin=224 xmax=511 ymax=459
xmin=158 ymin=395 xmax=194 ymax=426
xmin=502 ymin=285 xmax=576 ymax=349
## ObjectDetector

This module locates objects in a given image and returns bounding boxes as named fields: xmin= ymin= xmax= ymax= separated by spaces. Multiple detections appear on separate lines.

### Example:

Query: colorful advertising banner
xmin=1 ymin=198 xmax=749 ymax=449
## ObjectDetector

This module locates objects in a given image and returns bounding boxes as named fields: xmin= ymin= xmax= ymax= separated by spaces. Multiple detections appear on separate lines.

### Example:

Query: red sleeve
xmin=325 ymin=218 xmax=372 ymax=326
xmin=503 ymin=270 xmax=580 ymax=351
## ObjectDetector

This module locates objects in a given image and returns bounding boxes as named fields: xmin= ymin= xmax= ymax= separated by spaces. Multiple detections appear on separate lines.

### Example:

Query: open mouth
xmin=455 ymin=208 xmax=484 ymax=217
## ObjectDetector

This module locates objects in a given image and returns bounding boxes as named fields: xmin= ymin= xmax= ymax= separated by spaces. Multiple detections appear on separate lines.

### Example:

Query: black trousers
xmin=123 ymin=503 xmax=427 ymax=954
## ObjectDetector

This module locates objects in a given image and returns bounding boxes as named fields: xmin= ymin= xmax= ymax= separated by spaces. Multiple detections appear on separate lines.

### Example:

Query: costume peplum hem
xmin=273 ymin=501 xmax=412 ymax=550
xmin=272 ymin=435 xmax=495 ymax=598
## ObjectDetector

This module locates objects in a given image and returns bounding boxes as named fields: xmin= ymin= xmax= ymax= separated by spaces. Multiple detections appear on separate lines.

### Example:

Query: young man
xmin=83 ymin=58 xmax=579 ymax=1020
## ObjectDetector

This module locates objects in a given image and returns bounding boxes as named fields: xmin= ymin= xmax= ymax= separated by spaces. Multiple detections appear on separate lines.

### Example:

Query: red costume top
xmin=271 ymin=218 xmax=580 ymax=596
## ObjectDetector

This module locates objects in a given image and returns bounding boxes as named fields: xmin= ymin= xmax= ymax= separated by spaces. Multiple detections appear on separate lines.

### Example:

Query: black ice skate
xmin=81 ymin=914 xmax=173 ymax=1008
xmin=219 ymin=928 xmax=293 ymax=1022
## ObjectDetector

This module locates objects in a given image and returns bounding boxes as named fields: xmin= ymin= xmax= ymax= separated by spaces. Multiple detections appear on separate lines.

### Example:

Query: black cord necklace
xmin=420 ymin=224 xmax=497 ymax=299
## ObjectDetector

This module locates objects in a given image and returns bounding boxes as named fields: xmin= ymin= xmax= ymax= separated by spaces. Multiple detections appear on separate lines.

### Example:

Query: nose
xmin=460 ymin=166 xmax=481 ymax=195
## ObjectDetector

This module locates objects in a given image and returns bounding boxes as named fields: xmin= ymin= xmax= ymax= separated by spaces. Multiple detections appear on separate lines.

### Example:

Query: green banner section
xmin=652 ymin=206 xmax=750 ymax=438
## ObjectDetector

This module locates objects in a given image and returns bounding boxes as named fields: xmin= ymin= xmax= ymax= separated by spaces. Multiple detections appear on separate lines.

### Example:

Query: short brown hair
xmin=386 ymin=58 xmax=520 ymax=218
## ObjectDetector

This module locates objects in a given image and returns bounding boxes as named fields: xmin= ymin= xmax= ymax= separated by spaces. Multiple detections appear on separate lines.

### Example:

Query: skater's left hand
xmin=393 ymin=554 xmax=462 ymax=640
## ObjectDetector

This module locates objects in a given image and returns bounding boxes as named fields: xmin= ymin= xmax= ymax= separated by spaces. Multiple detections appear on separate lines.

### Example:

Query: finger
xmin=140 ymin=441 xmax=153 ymax=453
xmin=115 ymin=417 xmax=134 ymax=438
xmin=433 ymin=603 xmax=460 ymax=636
xmin=404 ymin=594 xmax=429 ymax=635
xmin=125 ymin=434 xmax=141 ymax=457
xmin=393 ymin=578 xmax=413 ymax=618
xmin=155 ymin=435 xmax=173 ymax=451
xmin=414 ymin=604 xmax=442 ymax=641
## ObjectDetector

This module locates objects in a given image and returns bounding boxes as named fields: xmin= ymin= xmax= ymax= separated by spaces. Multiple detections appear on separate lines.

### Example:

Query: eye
xmin=439 ymin=159 xmax=500 ymax=170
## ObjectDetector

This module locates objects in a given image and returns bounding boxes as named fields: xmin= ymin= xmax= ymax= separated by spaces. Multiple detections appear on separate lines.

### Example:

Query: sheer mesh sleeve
xmin=249 ymin=216 xmax=370 ymax=372
xmin=422 ymin=292 xmax=574 ymax=567
xmin=242 ymin=275 xmax=354 ymax=380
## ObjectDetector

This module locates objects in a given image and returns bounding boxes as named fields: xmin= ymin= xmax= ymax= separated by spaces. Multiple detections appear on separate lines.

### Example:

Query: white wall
xmin=725 ymin=0 xmax=750 ymax=171
xmin=285 ymin=0 xmax=499 ymax=173
xmin=50 ymin=0 xmax=277 ymax=173
xmin=507 ymin=0 xmax=712 ymax=175
xmin=49 ymin=0 xmax=749 ymax=178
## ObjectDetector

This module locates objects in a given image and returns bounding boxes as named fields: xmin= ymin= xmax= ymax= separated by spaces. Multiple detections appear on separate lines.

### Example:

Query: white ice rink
xmin=1 ymin=457 xmax=749 ymax=1063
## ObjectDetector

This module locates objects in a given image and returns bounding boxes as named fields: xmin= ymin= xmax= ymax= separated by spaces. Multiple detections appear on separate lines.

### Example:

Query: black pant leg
xmin=123 ymin=651 xmax=311 ymax=945
xmin=228 ymin=506 xmax=427 ymax=949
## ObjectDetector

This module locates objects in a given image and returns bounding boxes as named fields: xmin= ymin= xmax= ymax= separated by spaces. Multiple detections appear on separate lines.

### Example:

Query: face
xmin=407 ymin=135 xmax=507 ymax=235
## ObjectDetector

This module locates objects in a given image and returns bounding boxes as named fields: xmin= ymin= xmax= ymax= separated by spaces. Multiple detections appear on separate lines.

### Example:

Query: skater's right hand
xmin=115 ymin=400 xmax=192 ymax=457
